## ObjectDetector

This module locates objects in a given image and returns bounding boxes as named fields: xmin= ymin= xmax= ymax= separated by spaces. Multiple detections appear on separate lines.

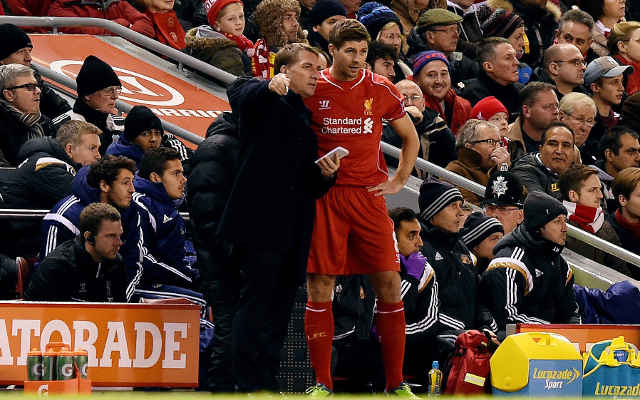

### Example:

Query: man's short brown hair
xmin=329 ymin=19 xmax=371 ymax=50
xmin=274 ymin=43 xmax=320 ymax=74
xmin=79 ymin=202 xmax=121 ymax=237
xmin=56 ymin=120 xmax=102 ymax=149
xmin=613 ymin=167 xmax=640 ymax=201
xmin=559 ymin=163 xmax=599 ymax=201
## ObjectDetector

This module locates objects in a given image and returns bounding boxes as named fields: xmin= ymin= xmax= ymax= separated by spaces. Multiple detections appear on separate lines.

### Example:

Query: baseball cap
xmin=584 ymin=56 xmax=634 ymax=87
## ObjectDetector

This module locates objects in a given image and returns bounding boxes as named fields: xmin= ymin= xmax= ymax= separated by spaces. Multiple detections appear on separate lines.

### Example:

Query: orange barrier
xmin=514 ymin=324 xmax=640 ymax=353
xmin=0 ymin=301 xmax=200 ymax=387
xmin=30 ymin=34 xmax=232 ymax=146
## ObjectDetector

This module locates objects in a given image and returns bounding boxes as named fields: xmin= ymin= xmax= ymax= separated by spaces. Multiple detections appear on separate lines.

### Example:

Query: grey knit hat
xmin=523 ymin=192 xmax=567 ymax=232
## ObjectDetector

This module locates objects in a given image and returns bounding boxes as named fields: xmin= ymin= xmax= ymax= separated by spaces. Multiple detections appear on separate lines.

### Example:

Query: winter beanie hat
xmin=358 ymin=4 xmax=403 ymax=40
xmin=124 ymin=106 xmax=164 ymax=143
xmin=418 ymin=178 xmax=463 ymax=222
xmin=76 ymin=55 xmax=121 ymax=98
xmin=203 ymin=0 xmax=243 ymax=29
xmin=460 ymin=212 xmax=504 ymax=250
xmin=413 ymin=50 xmax=450 ymax=75
xmin=470 ymin=96 xmax=509 ymax=121
xmin=308 ymin=0 xmax=347 ymax=28
xmin=523 ymin=191 xmax=567 ymax=232
xmin=480 ymin=8 xmax=524 ymax=39
xmin=0 ymin=24 xmax=32 ymax=61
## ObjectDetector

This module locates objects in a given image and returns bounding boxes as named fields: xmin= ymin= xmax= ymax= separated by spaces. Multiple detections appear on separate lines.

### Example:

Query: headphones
xmin=87 ymin=234 xmax=95 ymax=245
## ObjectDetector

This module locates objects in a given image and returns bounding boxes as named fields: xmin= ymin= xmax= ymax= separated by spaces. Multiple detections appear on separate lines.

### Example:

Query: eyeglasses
xmin=564 ymin=112 xmax=595 ymax=127
xmin=381 ymin=33 xmax=402 ymax=42
xmin=102 ymin=86 xmax=122 ymax=96
xmin=429 ymin=26 xmax=459 ymax=35
xmin=401 ymin=94 xmax=423 ymax=105
xmin=471 ymin=138 xmax=504 ymax=146
xmin=484 ymin=205 xmax=520 ymax=215
xmin=553 ymin=59 xmax=586 ymax=67
xmin=5 ymin=83 xmax=38 ymax=91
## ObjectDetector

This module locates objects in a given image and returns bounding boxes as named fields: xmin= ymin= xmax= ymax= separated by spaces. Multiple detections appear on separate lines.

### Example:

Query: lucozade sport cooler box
xmin=491 ymin=332 xmax=582 ymax=396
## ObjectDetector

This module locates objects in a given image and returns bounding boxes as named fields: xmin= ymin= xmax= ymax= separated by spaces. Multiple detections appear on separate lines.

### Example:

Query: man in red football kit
xmin=303 ymin=19 xmax=420 ymax=397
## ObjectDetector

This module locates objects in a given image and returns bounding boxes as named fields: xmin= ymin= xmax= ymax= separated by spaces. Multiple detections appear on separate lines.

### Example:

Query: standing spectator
xmin=366 ymin=41 xmax=398 ymax=82
xmin=555 ymin=9 xmax=598 ymax=65
xmin=53 ymin=56 xmax=125 ymax=155
xmin=558 ymin=92 xmax=597 ymax=164
xmin=306 ymin=0 xmax=347 ymax=54
xmin=607 ymin=21 xmax=640 ymax=95
xmin=538 ymin=44 xmax=587 ymax=100
xmin=559 ymin=164 xmax=631 ymax=276
xmin=578 ymin=0 xmax=626 ymax=57
xmin=138 ymin=0 xmax=186 ymax=49
xmin=218 ymin=44 xmax=338 ymax=392
xmin=460 ymin=37 xmax=523 ymax=122
xmin=0 ymin=24 xmax=71 ymax=120
xmin=446 ymin=119 xmax=510 ymax=205
xmin=303 ymin=20 xmax=419 ymax=397
xmin=480 ymin=191 xmax=581 ymax=332
xmin=483 ymin=170 xmax=525 ymax=234
xmin=251 ymin=0 xmax=307 ymax=80
xmin=48 ymin=0 xmax=155 ymax=37
xmin=609 ymin=167 xmax=640 ymax=278
xmin=25 ymin=203 xmax=127 ymax=302
xmin=512 ymin=122 xmax=574 ymax=200
xmin=413 ymin=50 xmax=471 ymax=135
xmin=460 ymin=212 xmax=504 ymax=274
xmin=0 ymin=64 xmax=56 ymax=167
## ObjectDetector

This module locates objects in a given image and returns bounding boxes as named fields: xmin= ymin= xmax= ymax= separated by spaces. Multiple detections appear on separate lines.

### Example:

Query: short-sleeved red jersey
xmin=305 ymin=68 xmax=406 ymax=187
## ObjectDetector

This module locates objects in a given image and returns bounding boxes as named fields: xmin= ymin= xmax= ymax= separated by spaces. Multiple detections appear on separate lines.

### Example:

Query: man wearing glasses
xmin=539 ymin=44 xmax=587 ymax=100
xmin=482 ymin=171 xmax=525 ymax=234
xmin=0 ymin=63 xmax=56 ymax=166
xmin=53 ymin=55 xmax=124 ymax=155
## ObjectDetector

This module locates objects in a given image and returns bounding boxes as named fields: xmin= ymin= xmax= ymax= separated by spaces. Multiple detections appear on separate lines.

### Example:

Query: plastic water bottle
xmin=428 ymin=360 xmax=442 ymax=395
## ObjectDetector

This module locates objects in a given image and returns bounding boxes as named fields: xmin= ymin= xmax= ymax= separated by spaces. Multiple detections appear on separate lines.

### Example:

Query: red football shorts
xmin=307 ymin=186 xmax=400 ymax=275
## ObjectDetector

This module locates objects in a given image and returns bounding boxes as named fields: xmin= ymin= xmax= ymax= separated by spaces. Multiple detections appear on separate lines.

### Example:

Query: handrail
xmin=0 ymin=15 xmax=236 ymax=85
xmin=0 ymin=209 xmax=191 ymax=220
xmin=381 ymin=142 xmax=640 ymax=268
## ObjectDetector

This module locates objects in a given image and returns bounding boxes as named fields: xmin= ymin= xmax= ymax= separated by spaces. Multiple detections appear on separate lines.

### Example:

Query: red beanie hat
xmin=470 ymin=96 xmax=508 ymax=121
xmin=204 ymin=0 xmax=242 ymax=28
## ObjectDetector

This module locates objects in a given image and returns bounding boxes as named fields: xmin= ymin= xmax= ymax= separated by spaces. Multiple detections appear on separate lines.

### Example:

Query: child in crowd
xmin=185 ymin=0 xmax=253 ymax=76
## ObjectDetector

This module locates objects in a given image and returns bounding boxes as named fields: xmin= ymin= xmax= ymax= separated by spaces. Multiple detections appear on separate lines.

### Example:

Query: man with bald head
xmin=383 ymin=79 xmax=455 ymax=170
xmin=539 ymin=44 xmax=587 ymax=100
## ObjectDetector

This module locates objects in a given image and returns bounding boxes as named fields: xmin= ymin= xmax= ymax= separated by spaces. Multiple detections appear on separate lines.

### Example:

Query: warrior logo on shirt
xmin=364 ymin=98 xmax=373 ymax=116
xmin=319 ymin=100 xmax=330 ymax=110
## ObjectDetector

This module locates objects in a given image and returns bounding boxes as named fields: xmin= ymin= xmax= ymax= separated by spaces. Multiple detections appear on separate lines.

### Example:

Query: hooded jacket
xmin=105 ymin=133 xmax=193 ymax=169
xmin=511 ymin=152 xmax=563 ymax=200
xmin=479 ymin=224 xmax=581 ymax=330
xmin=1 ymin=136 xmax=82 ymax=209
xmin=185 ymin=26 xmax=250 ymax=77
xmin=460 ymin=69 xmax=524 ymax=123
xmin=25 ymin=235 xmax=127 ymax=302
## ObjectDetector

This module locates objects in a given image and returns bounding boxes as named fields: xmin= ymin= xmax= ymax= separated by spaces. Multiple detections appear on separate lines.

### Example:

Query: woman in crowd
xmin=608 ymin=21 xmax=640 ymax=95
xmin=137 ymin=0 xmax=186 ymax=50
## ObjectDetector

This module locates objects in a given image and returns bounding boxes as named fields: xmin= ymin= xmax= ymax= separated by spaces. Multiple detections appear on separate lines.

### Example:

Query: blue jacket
xmin=133 ymin=176 xmax=199 ymax=288
xmin=39 ymin=165 xmax=144 ymax=300
xmin=106 ymin=136 xmax=144 ymax=167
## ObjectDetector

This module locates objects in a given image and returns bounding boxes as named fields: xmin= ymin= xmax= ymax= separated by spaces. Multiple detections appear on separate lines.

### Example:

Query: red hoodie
xmin=423 ymin=89 xmax=472 ymax=136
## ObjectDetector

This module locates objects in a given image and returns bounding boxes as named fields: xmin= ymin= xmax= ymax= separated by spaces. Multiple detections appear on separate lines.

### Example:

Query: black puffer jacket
xmin=511 ymin=152 xmax=563 ymax=200
xmin=0 ymin=102 xmax=56 ymax=167
xmin=460 ymin=69 xmax=524 ymax=123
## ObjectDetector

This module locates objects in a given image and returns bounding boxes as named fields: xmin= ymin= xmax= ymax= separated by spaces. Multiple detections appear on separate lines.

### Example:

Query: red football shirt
xmin=305 ymin=68 xmax=406 ymax=187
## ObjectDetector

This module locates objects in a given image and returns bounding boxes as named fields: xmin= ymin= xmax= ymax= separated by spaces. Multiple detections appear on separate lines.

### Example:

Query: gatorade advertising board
xmin=29 ymin=35 xmax=231 ymax=146
xmin=0 ymin=302 xmax=200 ymax=387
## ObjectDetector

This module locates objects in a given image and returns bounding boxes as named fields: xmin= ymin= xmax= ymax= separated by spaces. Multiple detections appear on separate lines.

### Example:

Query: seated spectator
xmin=460 ymin=37 xmax=523 ymax=122
xmin=554 ymin=8 xmax=598 ymax=65
xmin=480 ymin=191 xmax=581 ymax=332
xmin=479 ymin=8 xmax=531 ymax=84
xmin=2 ymin=0 xmax=51 ymax=27
xmin=48 ymin=0 xmax=155 ymax=37
xmin=607 ymin=21 xmax=640 ymax=96
xmin=559 ymin=164 xmax=631 ymax=276
xmin=507 ymin=81 xmax=559 ymax=154
xmin=383 ymin=79 xmax=455 ymax=171
xmin=487 ymin=0 xmax=560 ymax=69
xmin=25 ymin=203 xmax=127 ymax=302
xmin=413 ymin=50 xmax=471 ymax=135
xmin=170 ymin=0 xmax=208 ymax=31
xmin=0 ymin=24 xmax=71 ymax=119
xmin=446 ymin=0 xmax=483 ymax=60
xmin=460 ymin=212 xmax=504 ymax=275
xmin=106 ymin=105 xmax=191 ymax=168
xmin=537 ymin=44 xmax=587 ymax=100
xmin=0 ymin=63 xmax=56 ymax=167
xmin=469 ymin=96 xmax=509 ymax=137
xmin=584 ymin=56 xmax=633 ymax=161
xmin=366 ymin=41 xmax=398 ymax=82
xmin=609 ymin=167 xmax=640 ymax=278
xmin=592 ymin=127 xmax=640 ymax=213
xmin=389 ymin=0 xmax=431 ymax=36
xmin=138 ymin=0 xmax=186 ymax=50
xmin=306 ymin=0 xmax=347 ymax=54
xmin=446 ymin=119 xmax=510 ymax=205
xmin=252 ymin=0 xmax=306 ymax=80
xmin=407 ymin=8 xmax=478 ymax=91
xmin=417 ymin=179 xmax=497 ymax=343
xmin=558 ymin=92 xmax=597 ymax=164
xmin=512 ymin=122 xmax=574 ymax=200
xmin=621 ymin=91 xmax=640 ymax=135
xmin=133 ymin=147 xmax=200 ymax=291
xmin=53 ymin=56 xmax=125 ymax=155
xmin=186 ymin=0 xmax=253 ymax=77
xmin=2 ymin=120 xmax=101 ymax=209
xmin=578 ymin=0 xmax=625 ymax=57
xmin=482 ymin=170 xmax=525 ymax=234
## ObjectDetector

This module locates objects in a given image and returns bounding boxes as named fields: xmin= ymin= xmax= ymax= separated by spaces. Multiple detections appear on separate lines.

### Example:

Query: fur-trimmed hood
xmin=185 ymin=26 xmax=237 ymax=50
xmin=254 ymin=0 xmax=307 ymax=48
xmin=487 ymin=0 xmax=561 ymax=22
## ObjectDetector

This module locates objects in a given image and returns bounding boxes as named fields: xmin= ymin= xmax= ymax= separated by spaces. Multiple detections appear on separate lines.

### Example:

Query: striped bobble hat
xmin=460 ymin=212 xmax=504 ymax=250
xmin=418 ymin=178 xmax=463 ymax=223
xmin=480 ymin=8 xmax=523 ymax=39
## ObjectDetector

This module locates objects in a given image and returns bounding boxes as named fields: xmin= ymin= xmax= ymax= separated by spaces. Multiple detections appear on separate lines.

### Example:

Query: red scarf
xmin=223 ymin=33 xmax=254 ymax=55
xmin=615 ymin=209 xmax=640 ymax=238
xmin=252 ymin=39 xmax=275 ymax=80
xmin=563 ymin=201 xmax=604 ymax=234
xmin=146 ymin=10 xmax=186 ymax=50
xmin=613 ymin=54 xmax=640 ymax=95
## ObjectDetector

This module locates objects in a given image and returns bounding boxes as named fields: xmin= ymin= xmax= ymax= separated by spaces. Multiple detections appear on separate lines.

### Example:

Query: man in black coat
xmin=24 ymin=203 xmax=127 ymax=302
xmin=216 ymin=43 xmax=339 ymax=393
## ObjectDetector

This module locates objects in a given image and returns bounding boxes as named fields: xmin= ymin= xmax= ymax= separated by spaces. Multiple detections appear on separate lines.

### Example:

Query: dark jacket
xmin=480 ymin=225 xmax=581 ymax=330
xmin=446 ymin=1 xmax=483 ymax=60
xmin=1 ymin=136 xmax=81 ymax=209
xmin=532 ymin=67 xmax=588 ymax=101
xmin=25 ymin=235 xmax=127 ymax=302
xmin=217 ymin=77 xmax=335 ymax=283
xmin=592 ymin=160 xmax=618 ymax=214
xmin=400 ymin=256 xmax=439 ymax=345
xmin=172 ymin=0 xmax=207 ymax=31
xmin=105 ymin=133 xmax=192 ymax=169
xmin=0 ymin=101 xmax=56 ymax=167
xmin=35 ymin=68 xmax=72 ymax=120
xmin=460 ymin=69 xmax=524 ymax=123
xmin=332 ymin=275 xmax=376 ymax=349
xmin=512 ymin=152 xmax=563 ymax=200
xmin=607 ymin=213 xmax=640 ymax=280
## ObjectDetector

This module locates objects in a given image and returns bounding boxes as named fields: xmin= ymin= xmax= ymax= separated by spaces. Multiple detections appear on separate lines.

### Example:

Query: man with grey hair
xmin=0 ymin=63 xmax=56 ymax=166
xmin=2 ymin=120 xmax=102 ymax=209
xmin=538 ymin=44 xmax=587 ymax=100
xmin=446 ymin=119 xmax=511 ymax=205
xmin=555 ymin=9 xmax=598 ymax=65
xmin=558 ymin=92 xmax=597 ymax=162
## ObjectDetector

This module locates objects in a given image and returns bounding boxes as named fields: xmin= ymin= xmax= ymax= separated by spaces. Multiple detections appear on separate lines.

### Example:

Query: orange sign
xmin=515 ymin=324 xmax=640 ymax=353
xmin=0 ymin=302 xmax=200 ymax=387
xmin=30 ymin=35 xmax=231 ymax=144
